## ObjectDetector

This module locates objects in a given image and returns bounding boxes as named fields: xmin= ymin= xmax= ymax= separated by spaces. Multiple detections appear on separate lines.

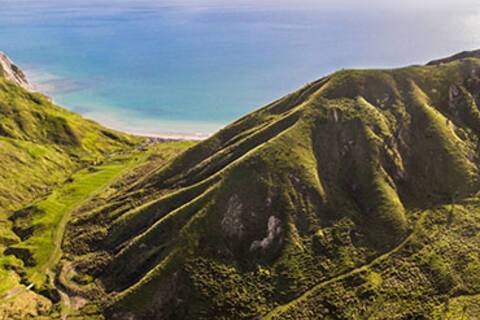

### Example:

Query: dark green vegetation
xmin=58 ymin=50 xmax=480 ymax=319
xmin=0 ymin=55 xmax=194 ymax=318
xmin=2 ymin=50 xmax=480 ymax=319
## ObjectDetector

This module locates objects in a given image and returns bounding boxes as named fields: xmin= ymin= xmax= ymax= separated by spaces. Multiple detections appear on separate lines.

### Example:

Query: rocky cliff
xmin=0 ymin=52 xmax=34 ymax=91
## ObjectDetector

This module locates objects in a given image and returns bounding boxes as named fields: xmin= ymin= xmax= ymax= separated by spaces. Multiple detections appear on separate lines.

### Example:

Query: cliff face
xmin=0 ymin=52 xmax=34 ymax=91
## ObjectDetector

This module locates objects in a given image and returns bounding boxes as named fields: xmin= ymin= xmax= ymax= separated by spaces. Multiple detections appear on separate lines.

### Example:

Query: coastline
xmin=129 ymin=131 xmax=210 ymax=141
xmin=22 ymin=66 xmax=213 ymax=142
xmin=88 ymin=115 xmax=215 ymax=142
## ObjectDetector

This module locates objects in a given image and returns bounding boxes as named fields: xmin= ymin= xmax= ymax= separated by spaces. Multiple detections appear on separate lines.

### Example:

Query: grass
xmin=67 ymin=53 xmax=480 ymax=319
xmin=0 ymin=270 xmax=19 ymax=294
xmin=0 ymin=75 xmax=139 ymax=211
xmin=264 ymin=209 xmax=428 ymax=319
xmin=0 ymin=141 xmax=193 ymax=319
xmin=0 ymin=67 xmax=140 ymax=304
xmin=433 ymin=294 xmax=480 ymax=319
xmin=22 ymin=155 xmax=139 ymax=285
xmin=3 ymin=51 xmax=480 ymax=319
xmin=263 ymin=201 xmax=480 ymax=319
xmin=0 ymin=61 xmax=196 ymax=318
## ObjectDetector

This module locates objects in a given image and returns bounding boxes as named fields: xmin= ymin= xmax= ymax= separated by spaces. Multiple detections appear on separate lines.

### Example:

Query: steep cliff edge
xmin=0 ymin=52 xmax=34 ymax=91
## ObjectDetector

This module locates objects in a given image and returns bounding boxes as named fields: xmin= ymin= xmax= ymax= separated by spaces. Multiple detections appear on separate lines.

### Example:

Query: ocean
xmin=0 ymin=0 xmax=479 ymax=138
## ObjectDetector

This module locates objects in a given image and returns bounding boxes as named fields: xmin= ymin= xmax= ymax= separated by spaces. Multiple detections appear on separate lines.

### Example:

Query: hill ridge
xmin=427 ymin=48 xmax=480 ymax=65
xmin=58 ymin=50 xmax=480 ymax=319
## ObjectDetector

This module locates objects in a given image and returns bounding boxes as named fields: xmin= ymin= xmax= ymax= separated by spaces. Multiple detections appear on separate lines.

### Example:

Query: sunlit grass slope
xmin=64 ymin=51 xmax=480 ymax=319
xmin=0 ymin=53 xmax=195 ymax=319
xmin=0 ymin=140 xmax=194 ymax=319
xmin=0 ymin=57 xmax=142 ymax=318
xmin=0 ymin=77 xmax=139 ymax=212
xmin=12 ymin=155 xmax=140 ymax=285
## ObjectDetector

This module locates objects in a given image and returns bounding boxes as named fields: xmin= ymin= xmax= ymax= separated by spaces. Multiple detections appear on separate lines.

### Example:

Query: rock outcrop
xmin=0 ymin=52 xmax=34 ymax=91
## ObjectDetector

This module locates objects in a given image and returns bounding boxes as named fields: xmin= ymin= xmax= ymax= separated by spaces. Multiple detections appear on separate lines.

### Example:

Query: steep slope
xmin=63 ymin=51 xmax=480 ymax=319
xmin=0 ymin=52 xmax=33 ymax=91
xmin=0 ymin=53 xmax=141 ymax=318
xmin=0 ymin=55 xmax=139 ymax=213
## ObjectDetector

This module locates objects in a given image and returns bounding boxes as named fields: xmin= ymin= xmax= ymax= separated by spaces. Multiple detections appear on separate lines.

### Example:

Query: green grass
xmin=0 ymin=269 xmax=19 ymax=294
xmin=433 ymin=294 xmax=480 ymax=319
xmin=3 ymin=51 xmax=480 ymax=319
xmin=0 ymin=61 xmax=196 ymax=318
xmin=0 ymin=142 xmax=193 ymax=317
xmin=0 ymin=67 xmax=140 ymax=305
xmin=12 ymin=153 xmax=142 ymax=287
xmin=65 ymin=53 xmax=480 ymax=319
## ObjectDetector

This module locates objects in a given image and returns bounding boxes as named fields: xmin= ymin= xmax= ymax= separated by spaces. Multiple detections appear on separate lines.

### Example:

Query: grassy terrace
xmin=4 ymin=153 xmax=141 ymax=290
xmin=0 ymin=140 xmax=195 ymax=300
xmin=34 ymin=156 xmax=138 ymax=285
xmin=0 ymin=140 xmax=194 ymax=320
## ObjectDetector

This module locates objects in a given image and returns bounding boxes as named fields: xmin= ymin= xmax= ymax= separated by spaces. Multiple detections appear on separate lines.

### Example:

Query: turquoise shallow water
xmin=0 ymin=0 xmax=479 ymax=137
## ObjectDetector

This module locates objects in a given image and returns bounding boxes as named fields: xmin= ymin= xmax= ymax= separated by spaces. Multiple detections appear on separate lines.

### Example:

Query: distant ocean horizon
xmin=1 ymin=0 xmax=479 ymax=138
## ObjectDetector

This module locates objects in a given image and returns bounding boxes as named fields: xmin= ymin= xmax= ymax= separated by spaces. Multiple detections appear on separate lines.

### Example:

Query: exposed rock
xmin=328 ymin=108 xmax=342 ymax=123
xmin=250 ymin=215 xmax=282 ymax=252
xmin=448 ymin=84 xmax=460 ymax=108
xmin=221 ymin=195 xmax=245 ymax=239
xmin=0 ymin=52 xmax=34 ymax=91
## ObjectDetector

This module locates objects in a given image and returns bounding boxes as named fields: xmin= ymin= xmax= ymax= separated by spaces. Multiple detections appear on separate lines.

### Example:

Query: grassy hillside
xmin=0 ymin=56 xmax=137 ymax=257
xmin=0 ymin=55 xmax=134 ymax=318
xmin=0 ymin=55 xmax=195 ymax=318
xmin=1 ymin=50 xmax=480 ymax=319
xmin=0 ymin=76 xmax=141 ymax=212
xmin=63 ymin=51 xmax=480 ymax=319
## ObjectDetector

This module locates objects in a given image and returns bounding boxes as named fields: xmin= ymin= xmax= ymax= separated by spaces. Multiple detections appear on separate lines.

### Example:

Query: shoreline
xmin=21 ymin=67 xmax=214 ymax=142
xmin=130 ymin=131 xmax=210 ymax=142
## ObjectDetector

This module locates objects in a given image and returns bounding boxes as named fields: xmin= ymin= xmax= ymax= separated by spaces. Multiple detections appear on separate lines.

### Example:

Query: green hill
xmin=1 ymin=50 xmax=480 ymax=319
xmin=0 ymin=52 xmax=137 ymax=317
xmin=0 ymin=54 xmax=141 ymax=213
xmin=60 ymin=51 xmax=480 ymax=319
xmin=0 ymin=53 xmax=193 ymax=319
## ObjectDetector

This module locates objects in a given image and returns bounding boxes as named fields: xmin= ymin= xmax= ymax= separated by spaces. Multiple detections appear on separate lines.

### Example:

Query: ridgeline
xmin=2 ymin=50 xmax=480 ymax=319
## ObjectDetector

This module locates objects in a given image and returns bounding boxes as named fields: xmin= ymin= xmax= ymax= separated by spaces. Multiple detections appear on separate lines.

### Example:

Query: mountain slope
xmin=63 ymin=51 xmax=480 ymax=319
xmin=0 ymin=53 xmax=142 ymax=318
xmin=0 ymin=53 xmax=198 ymax=319
xmin=0 ymin=55 xmax=141 ymax=213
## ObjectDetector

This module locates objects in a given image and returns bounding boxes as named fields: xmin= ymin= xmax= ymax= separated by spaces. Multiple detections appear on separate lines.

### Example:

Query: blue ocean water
xmin=0 ymin=0 xmax=479 ymax=137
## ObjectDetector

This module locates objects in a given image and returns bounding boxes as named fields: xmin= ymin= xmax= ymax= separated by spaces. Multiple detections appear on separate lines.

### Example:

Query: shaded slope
xmin=64 ymin=52 xmax=480 ymax=319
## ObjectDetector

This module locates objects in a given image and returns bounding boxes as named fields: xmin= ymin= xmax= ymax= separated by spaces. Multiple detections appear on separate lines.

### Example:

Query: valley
xmin=1 ymin=50 xmax=480 ymax=319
